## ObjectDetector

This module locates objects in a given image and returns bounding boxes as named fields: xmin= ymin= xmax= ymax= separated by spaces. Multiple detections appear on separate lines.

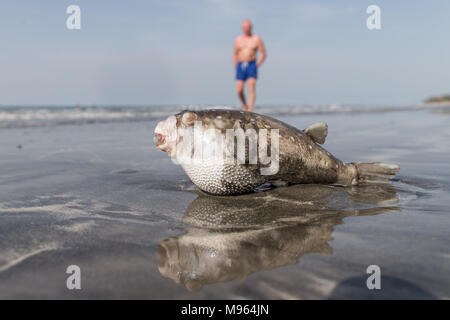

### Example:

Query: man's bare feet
xmin=242 ymin=105 xmax=248 ymax=111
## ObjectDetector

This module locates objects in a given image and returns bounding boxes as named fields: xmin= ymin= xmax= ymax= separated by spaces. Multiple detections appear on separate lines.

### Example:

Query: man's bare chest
xmin=237 ymin=38 xmax=258 ymax=51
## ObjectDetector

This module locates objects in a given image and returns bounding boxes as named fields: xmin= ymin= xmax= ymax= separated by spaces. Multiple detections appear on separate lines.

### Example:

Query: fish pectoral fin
xmin=304 ymin=122 xmax=328 ymax=144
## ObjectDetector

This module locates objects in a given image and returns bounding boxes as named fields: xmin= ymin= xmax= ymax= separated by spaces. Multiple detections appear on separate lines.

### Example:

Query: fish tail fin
xmin=355 ymin=162 xmax=400 ymax=184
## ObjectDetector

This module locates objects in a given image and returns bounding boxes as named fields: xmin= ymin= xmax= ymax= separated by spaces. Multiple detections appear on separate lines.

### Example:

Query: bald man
xmin=233 ymin=20 xmax=266 ymax=112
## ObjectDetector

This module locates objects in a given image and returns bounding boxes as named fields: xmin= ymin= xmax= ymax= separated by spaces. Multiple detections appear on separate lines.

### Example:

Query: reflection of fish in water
xmin=157 ymin=184 xmax=400 ymax=292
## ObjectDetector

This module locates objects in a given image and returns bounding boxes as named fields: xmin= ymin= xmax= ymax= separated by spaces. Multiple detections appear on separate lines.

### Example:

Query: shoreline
xmin=0 ymin=108 xmax=449 ymax=299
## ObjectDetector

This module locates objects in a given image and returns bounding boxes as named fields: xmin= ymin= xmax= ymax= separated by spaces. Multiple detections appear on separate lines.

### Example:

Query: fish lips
xmin=154 ymin=133 xmax=167 ymax=150
xmin=154 ymin=115 xmax=178 ymax=152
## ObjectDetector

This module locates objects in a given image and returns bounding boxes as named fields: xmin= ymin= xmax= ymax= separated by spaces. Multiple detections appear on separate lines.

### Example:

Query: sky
xmin=1 ymin=0 xmax=449 ymax=106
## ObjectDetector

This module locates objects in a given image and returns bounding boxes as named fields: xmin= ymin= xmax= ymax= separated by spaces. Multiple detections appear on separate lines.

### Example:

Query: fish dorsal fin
xmin=304 ymin=122 xmax=328 ymax=144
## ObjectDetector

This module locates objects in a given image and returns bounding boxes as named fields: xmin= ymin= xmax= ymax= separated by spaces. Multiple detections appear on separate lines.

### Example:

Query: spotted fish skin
xmin=154 ymin=109 xmax=399 ymax=195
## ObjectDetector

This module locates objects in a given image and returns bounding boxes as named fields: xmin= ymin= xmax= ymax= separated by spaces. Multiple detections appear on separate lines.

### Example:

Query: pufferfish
xmin=154 ymin=109 xmax=399 ymax=195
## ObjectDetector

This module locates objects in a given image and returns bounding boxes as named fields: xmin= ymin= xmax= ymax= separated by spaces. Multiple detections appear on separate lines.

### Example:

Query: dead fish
xmin=154 ymin=109 xmax=400 ymax=195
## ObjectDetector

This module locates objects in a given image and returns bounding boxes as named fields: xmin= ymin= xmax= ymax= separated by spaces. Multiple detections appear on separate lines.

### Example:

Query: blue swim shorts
xmin=236 ymin=60 xmax=257 ymax=81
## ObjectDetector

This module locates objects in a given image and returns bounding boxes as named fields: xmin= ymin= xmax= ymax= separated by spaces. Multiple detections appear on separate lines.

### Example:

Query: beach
xmin=0 ymin=105 xmax=449 ymax=299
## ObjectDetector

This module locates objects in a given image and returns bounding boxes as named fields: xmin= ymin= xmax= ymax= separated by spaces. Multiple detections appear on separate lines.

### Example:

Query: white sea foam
xmin=0 ymin=104 xmax=443 ymax=129
xmin=0 ymin=243 xmax=59 ymax=273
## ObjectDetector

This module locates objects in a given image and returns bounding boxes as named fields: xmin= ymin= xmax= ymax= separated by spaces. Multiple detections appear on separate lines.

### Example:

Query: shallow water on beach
xmin=0 ymin=107 xmax=449 ymax=299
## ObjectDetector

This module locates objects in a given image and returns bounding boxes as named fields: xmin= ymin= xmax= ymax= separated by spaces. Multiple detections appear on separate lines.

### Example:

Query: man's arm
xmin=257 ymin=37 xmax=266 ymax=67
xmin=233 ymin=38 xmax=239 ymax=67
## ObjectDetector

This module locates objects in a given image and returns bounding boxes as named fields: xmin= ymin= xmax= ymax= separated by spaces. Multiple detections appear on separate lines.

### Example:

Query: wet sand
xmin=0 ymin=108 xmax=449 ymax=299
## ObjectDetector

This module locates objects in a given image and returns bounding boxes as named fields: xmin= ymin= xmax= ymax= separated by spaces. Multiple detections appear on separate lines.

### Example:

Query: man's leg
xmin=236 ymin=80 xmax=248 ymax=110
xmin=247 ymin=78 xmax=256 ymax=112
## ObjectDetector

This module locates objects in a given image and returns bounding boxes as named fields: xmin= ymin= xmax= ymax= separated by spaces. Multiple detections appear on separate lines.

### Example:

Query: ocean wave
xmin=0 ymin=104 xmax=444 ymax=129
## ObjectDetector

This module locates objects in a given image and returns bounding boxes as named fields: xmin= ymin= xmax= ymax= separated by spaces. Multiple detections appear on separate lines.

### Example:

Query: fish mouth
xmin=154 ymin=133 xmax=167 ymax=151
xmin=154 ymin=115 xmax=177 ymax=153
